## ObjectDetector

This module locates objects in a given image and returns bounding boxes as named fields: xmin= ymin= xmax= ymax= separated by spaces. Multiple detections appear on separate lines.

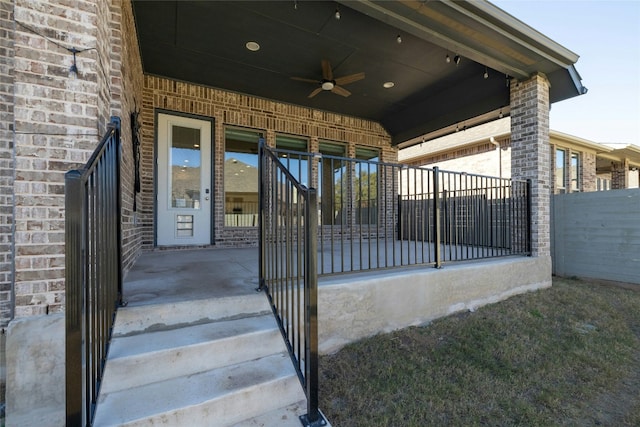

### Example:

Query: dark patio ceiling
xmin=132 ymin=0 xmax=586 ymax=145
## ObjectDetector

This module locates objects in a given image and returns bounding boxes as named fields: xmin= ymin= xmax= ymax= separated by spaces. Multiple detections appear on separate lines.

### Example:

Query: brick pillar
xmin=611 ymin=159 xmax=629 ymax=189
xmin=510 ymin=73 xmax=551 ymax=257
xmin=582 ymin=152 xmax=597 ymax=192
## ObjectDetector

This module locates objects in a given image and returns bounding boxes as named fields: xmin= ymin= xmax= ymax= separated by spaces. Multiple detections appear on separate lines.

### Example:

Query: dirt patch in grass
xmin=319 ymin=277 xmax=640 ymax=426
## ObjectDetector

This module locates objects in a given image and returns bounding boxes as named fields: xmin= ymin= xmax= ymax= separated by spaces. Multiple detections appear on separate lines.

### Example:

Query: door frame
xmin=154 ymin=109 xmax=216 ymax=246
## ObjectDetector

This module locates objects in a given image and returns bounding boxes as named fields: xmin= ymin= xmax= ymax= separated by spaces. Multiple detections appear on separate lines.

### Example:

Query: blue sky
xmin=491 ymin=0 xmax=640 ymax=146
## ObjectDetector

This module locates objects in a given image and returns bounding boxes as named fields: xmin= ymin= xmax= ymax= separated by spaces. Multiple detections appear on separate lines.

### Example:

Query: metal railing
xmin=259 ymin=143 xmax=325 ymax=426
xmin=398 ymin=167 xmax=531 ymax=268
xmin=267 ymin=149 xmax=530 ymax=274
xmin=224 ymin=201 xmax=259 ymax=227
xmin=65 ymin=117 xmax=122 ymax=426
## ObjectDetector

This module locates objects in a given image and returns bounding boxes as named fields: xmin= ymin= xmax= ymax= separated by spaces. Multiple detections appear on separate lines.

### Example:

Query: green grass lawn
xmin=320 ymin=277 xmax=640 ymax=426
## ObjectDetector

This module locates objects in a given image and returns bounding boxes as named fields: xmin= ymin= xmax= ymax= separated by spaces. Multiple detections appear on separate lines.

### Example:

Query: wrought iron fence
xmin=65 ymin=117 xmax=122 ymax=426
xmin=398 ymin=167 xmax=531 ymax=267
xmin=265 ymin=149 xmax=531 ymax=274
xmin=258 ymin=143 xmax=325 ymax=426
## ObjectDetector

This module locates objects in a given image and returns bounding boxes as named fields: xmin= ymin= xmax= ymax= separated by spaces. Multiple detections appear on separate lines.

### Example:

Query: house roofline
xmin=399 ymin=120 xmax=629 ymax=165
xmin=344 ymin=1 xmax=586 ymax=100
xmin=550 ymin=130 xmax=614 ymax=153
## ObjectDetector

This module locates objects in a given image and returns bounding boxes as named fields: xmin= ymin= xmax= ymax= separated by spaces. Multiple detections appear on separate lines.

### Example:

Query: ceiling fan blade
xmin=321 ymin=59 xmax=333 ymax=81
xmin=331 ymin=85 xmax=351 ymax=97
xmin=335 ymin=72 xmax=365 ymax=86
xmin=291 ymin=76 xmax=319 ymax=84
xmin=308 ymin=87 xmax=323 ymax=98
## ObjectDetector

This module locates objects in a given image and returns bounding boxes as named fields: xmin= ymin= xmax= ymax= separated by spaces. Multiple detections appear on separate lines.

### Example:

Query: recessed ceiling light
xmin=246 ymin=41 xmax=260 ymax=52
xmin=383 ymin=82 xmax=395 ymax=89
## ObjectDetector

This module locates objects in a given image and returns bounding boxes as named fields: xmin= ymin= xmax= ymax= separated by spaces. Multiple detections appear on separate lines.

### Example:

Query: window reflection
xmin=225 ymin=128 xmax=262 ymax=227
xmin=171 ymin=126 xmax=201 ymax=209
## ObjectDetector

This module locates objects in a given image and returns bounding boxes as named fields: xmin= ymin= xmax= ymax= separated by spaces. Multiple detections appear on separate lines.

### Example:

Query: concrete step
xmin=230 ymin=401 xmax=332 ymax=427
xmin=113 ymin=293 xmax=270 ymax=337
xmin=100 ymin=313 xmax=283 ymax=394
xmin=93 ymin=352 xmax=305 ymax=427
xmin=230 ymin=400 xmax=307 ymax=427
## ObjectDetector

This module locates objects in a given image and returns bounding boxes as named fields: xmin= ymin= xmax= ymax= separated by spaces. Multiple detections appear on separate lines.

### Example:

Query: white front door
xmin=157 ymin=113 xmax=212 ymax=246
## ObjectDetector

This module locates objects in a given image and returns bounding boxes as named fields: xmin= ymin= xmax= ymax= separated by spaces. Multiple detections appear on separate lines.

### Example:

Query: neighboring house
xmin=0 ymin=0 xmax=589 ymax=424
xmin=399 ymin=117 xmax=640 ymax=192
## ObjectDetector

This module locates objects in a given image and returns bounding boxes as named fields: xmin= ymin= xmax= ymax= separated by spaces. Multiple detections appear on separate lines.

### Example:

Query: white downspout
xmin=490 ymin=136 xmax=501 ymax=178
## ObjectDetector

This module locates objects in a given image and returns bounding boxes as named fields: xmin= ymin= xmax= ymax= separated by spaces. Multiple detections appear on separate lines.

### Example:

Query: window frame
xmin=555 ymin=148 xmax=566 ymax=193
xmin=223 ymin=126 xmax=264 ymax=228
xmin=354 ymin=146 xmax=380 ymax=225
xmin=570 ymin=152 xmax=580 ymax=192
xmin=318 ymin=140 xmax=348 ymax=226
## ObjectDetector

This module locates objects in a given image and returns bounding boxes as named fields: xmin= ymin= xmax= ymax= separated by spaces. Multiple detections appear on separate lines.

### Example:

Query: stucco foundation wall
xmin=6 ymin=314 xmax=64 ymax=427
xmin=552 ymin=189 xmax=640 ymax=284
xmin=318 ymin=256 xmax=552 ymax=354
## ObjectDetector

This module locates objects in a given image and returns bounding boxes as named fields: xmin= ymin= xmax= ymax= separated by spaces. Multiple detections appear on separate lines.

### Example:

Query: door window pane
xmin=171 ymin=126 xmax=201 ymax=209
xmin=225 ymin=128 xmax=262 ymax=227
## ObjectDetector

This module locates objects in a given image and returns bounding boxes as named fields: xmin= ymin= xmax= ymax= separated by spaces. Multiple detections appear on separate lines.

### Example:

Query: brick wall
xmin=10 ymin=0 xmax=143 ymax=317
xmin=141 ymin=76 xmax=395 ymax=248
xmin=0 ymin=0 xmax=14 ymax=327
xmin=117 ymin=0 xmax=144 ymax=274
xmin=13 ymin=0 xmax=98 ymax=317
xmin=611 ymin=159 xmax=629 ymax=189
xmin=406 ymin=138 xmax=512 ymax=179
xmin=510 ymin=73 xmax=551 ymax=257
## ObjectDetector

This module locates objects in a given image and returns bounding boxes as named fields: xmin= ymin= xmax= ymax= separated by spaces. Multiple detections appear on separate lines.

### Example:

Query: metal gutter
xmin=452 ymin=0 xmax=580 ymax=66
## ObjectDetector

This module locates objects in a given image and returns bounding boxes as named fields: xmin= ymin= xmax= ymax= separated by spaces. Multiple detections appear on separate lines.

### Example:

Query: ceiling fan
xmin=291 ymin=59 xmax=365 ymax=98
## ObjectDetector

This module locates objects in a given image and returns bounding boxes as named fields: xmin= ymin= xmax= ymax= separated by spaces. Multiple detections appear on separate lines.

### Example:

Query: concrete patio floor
xmin=122 ymin=247 xmax=260 ymax=307
xmin=122 ymin=241 xmax=517 ymax=308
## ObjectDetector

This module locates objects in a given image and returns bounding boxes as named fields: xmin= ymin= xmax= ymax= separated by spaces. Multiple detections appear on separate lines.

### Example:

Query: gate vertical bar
xmin=65 ymin=170 xmax=85 ymax=426
xmin=258 ymin=140 xmax=265 ymax=289
xmin=433 ymin=167 xmax=442 ymax=268
xmin=301 ymin=188 xmax=324 ymax=426
xmin=113 ymin=118 xmax=123 ymax=305
xmin=526 ymin=179 xmax=532 ymax=255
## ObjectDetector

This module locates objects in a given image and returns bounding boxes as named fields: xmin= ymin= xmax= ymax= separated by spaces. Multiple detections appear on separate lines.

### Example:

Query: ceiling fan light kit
xmin=321 ymin=80 xmax=335 ymax=90
xmin=291 ymin=59 xmax=365 ymax=98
